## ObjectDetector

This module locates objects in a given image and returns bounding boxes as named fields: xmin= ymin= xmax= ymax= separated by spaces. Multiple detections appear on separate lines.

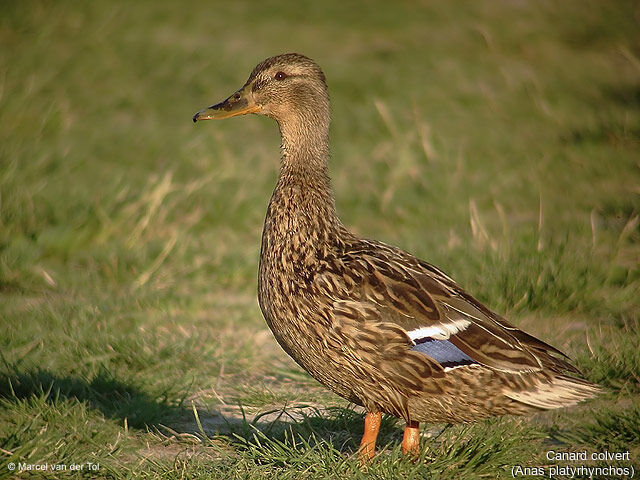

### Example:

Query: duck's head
xmin=193 ymin=53 xmax=329 ymax=128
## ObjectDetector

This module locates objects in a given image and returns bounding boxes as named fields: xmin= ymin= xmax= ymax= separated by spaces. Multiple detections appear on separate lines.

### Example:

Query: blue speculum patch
xmin=411 ymin=338 xmax=477 ymax=368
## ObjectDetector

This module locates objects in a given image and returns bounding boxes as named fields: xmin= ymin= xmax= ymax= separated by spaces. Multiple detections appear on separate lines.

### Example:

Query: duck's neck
xmin=278 ymin=107 xmax=330 ymax=178
xmin=273 ymin=109 xmax=339 ymax=228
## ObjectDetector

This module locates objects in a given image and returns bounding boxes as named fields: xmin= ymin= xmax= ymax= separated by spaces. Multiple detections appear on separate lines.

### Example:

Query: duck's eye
xmin=274 ymin=71 xmax=287 ymax=81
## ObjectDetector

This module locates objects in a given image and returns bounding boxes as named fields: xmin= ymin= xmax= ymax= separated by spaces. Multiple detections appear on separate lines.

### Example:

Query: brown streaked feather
xmin=332 ymin=238 xmax=554 ymax=373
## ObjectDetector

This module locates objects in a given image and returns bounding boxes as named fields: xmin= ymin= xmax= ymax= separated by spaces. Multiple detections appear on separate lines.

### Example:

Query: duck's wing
xmin=326 ymin=239 xmax=579 ymax=375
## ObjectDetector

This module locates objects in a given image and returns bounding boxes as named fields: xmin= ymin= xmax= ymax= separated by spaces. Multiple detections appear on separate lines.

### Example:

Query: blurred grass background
xmin=1 ymin=0 xmax=639 ymax=478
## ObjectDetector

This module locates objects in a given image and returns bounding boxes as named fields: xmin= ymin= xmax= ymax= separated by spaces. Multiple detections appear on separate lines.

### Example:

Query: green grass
xmin=1 ymin=0 xmax=639 ymax=478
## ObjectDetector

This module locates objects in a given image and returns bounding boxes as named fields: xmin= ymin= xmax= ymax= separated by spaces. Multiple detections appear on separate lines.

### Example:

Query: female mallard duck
xmin=193 ymin=53 xmax=599 ymax=459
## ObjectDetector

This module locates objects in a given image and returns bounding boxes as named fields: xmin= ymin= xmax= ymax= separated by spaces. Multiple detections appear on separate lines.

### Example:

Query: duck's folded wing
xmin=331 ymin=245 xmax=577 ymax=375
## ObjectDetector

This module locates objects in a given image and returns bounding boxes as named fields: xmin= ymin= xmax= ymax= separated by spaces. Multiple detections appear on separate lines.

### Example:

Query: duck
xmin=193 ymin=53 xmax=600 ymax=460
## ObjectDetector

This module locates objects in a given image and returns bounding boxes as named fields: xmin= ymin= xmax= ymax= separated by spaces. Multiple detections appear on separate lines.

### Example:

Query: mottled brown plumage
xmin=193 ymin=53 xmax=599 ymax=458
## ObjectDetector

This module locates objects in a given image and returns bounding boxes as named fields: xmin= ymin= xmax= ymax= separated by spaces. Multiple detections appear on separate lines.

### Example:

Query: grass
xmin=1 ymin=0 xmax=639 ymax=478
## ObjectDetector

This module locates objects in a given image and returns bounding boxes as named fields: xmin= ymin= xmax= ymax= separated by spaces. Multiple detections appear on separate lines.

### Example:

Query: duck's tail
xmin=504 ymin=375 xmax=601 ymax=410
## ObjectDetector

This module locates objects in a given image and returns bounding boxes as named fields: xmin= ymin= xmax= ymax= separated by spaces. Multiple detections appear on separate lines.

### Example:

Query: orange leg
xmin=359 ymin=411 xmax=382 ymax=461
xmin=401 ymin=421 xmax=420 ymax=456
